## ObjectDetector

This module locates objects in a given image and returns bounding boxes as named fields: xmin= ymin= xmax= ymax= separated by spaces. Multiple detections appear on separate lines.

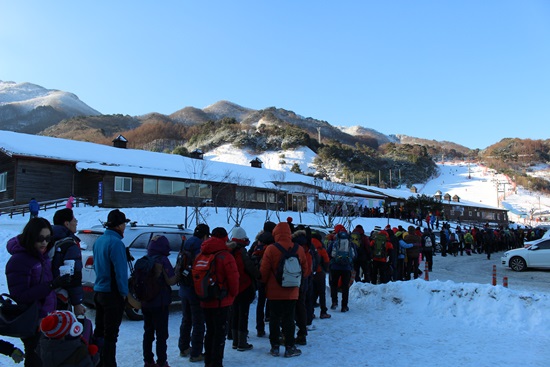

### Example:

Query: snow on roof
xmin=0 ymin=130 xmax=361 ymax=195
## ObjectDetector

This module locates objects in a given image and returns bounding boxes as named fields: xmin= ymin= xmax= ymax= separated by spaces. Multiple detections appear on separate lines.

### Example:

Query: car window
xmin=78 ymin=233 xmax=101 ymax=251
xmin=155 ymin=232 xmax=186 ymax=252
xmin=129 ymin=233 xmax=152 ymax=249
xmin=535 ymin=240 xmax=550 ymax=250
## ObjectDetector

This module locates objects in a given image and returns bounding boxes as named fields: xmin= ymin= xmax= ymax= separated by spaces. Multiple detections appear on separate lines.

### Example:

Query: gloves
xmin=50 ymin=274 xmax=72 ymax=289
xmin=11 ymin=347 xmax=24 ymax=363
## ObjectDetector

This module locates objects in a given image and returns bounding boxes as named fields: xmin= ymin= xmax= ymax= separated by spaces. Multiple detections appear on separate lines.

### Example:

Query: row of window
xmin=114 ymin=176 xmax=213 ymax=198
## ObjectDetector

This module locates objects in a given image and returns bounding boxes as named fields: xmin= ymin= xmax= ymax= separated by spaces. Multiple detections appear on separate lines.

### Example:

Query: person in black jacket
xmin=248 ymin=221 xmax=275 ymax=337
xmin=51 ymin=208 xmax=86 ymax=316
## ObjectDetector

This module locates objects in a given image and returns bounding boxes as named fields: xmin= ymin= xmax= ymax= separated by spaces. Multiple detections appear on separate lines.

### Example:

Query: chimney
xmin=452 ymin=194 xmax=460 ymax=202
xmin=190 ymin=149 xmax=204 ymax=160
xmin=250 ymin=157 xmax=263 ymax=168
xmin=112 ymin=135 xmax=128 ymax=149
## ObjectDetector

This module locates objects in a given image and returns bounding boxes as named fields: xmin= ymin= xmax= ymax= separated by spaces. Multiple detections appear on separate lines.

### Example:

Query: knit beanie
xmin=40 ymin=311 xmax=83 ymax=339
xmin=231 ymin=227 xmax=249 ymax=246
xmin=263 ymin=221 xmax=276 ymax=233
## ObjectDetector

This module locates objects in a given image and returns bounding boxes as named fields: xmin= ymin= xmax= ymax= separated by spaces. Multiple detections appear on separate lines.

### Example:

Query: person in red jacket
xmin=227 ymin=227 xmax=260 ymax=352
xmin=197 ymin=227 xmax=239 ymax=367
xmin=260 ymin=222 xmax=308 ymax=358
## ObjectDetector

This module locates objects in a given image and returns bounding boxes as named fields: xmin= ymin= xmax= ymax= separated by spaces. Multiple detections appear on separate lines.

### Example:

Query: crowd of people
xmin=3 ymin=204 xmax=547 ymax=367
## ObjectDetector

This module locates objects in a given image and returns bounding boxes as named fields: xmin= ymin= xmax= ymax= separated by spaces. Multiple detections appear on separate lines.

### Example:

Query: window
xmin=143 ymin=178 xmax=157 ymax=194
xmin=0 ymin=172 xmax=6 ymax=192
xmin=268 ymin=193 xmax=276 ymax=203
xmin=257 ymin=192 xmax=266 ymax=203
xmin=114 ymin=176 xmax=132 ymax=192
xmin=158 ymin=180 xmax=172 ymax=195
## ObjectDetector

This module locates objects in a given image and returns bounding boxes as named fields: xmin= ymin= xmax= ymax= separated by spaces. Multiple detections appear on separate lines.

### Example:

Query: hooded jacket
xmin=142 ymin=237 xmax=176 ymax=308
xmin=6 ymin=235 xmax=56 ymax=318
xmin=197 ymin=236 xmax=239 ymax=308
xmin=260 ymin=222 xmax=308 ymax=300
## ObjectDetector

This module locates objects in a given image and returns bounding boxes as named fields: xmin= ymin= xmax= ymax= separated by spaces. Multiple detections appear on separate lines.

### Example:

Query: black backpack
xmin=176 ymin=248 xmax=195 ymax=287
xmin=129 ymin=255 xmax=162 ymax=302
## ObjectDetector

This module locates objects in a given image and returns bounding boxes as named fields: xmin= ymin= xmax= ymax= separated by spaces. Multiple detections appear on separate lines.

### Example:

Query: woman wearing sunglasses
xmin=6 ymin=217 xmax=71 ymax=367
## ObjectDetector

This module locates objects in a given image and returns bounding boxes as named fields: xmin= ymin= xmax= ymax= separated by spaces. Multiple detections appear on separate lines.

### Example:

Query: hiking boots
xmin=179 ymin=348 xmax=191 ymax=357
xmin=237 ymin=343 xmax=253 ymax=351
xmin=284 ymin=345 xmax=302 ymax=358
xmin=189 ymin=354 xmax=204 ymax=363
xmin=270 ymin=346 xmax=280 ymax=357
xmin=320 ymin=313 xmax=331 ymax=319
xmin=144 ymin=362 xmax=158 ymax=367
xmin=330 ymin=302 xmax=337 ymax=310
xmin=257 ymin=330 xmax=266 ymax=337
xmin=341 ymin=306 xmax=349 ymax=312
xmin=295 ymin=335 xmax=307 ymax=345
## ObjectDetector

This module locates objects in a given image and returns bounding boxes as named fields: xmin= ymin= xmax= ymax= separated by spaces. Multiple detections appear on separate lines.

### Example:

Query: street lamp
xmin=185 ymin=185 xmax=189 ymax=228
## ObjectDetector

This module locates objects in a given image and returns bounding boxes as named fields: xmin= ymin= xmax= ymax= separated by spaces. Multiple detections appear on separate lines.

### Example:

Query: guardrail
xmin=0 ymin=197 xmax=91 ymax=218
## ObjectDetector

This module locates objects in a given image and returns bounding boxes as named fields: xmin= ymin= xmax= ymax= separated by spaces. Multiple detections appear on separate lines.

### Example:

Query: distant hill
xmin=0 ymin=81 xmax=100 ymax=133
xmin=2 ymin=80 xmax=550 ymax=192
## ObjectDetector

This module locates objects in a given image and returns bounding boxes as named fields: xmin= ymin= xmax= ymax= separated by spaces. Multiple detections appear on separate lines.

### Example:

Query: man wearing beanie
xmin=248 ymin=221 xmax=276 ymax=337
xmin=195 ymin=227 xmax=239 ymax=367
xmin=227 ymin=227 xmax=260 ymax=352
xmin=260 ymin=222 xmax=308 ymax=358
xmin=93 ymin=209 xmax=130 ymax=367
xmin=178 ymin=224 xmax=209 ymax=362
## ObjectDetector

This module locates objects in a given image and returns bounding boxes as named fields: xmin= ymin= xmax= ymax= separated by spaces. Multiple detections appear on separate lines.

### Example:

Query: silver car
xmin=78 ymin=223 xmax=193 ymax=320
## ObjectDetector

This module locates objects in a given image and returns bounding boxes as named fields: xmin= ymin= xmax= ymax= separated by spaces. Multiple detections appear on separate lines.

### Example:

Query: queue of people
xmin=6 ymin=204 xmax=532 ymax=367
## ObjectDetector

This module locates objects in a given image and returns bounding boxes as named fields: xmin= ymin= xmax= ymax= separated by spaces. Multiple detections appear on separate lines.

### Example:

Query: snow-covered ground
xmin=1 ymin=162 xmax=549 ymax=366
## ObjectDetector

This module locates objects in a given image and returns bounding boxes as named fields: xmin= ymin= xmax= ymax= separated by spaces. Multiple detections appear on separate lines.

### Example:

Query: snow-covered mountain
xmin=0 ymin=80 xmax=100 ymax=133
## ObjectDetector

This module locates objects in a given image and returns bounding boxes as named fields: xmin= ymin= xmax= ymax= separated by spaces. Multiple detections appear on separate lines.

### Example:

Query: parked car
xmin=78 ymin=223 xmax=193 ymax=320
xmin=501 ymin=237 xmax=550 ymax=272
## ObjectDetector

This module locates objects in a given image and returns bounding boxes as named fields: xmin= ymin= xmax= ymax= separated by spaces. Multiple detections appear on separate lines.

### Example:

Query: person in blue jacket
xmin=28 ymin=198 xmax=39 ymax=218
xmin=92 ymin=209 xmax=130 ymax=367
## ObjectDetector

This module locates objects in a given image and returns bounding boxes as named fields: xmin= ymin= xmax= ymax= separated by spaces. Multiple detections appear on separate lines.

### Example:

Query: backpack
xmin=449 ymin=233 xmax=457 ymax=242
xmin=274 ymin=243 xmax=302 ymax=287
xmin=129 ymin=255 xmax=162 ymax=302
xmin=176 ymin=248 xmax=195 ymax=287
xmin=330 ymin=232 xmax=354 ymax=266
xmin=373 ymin=233 xmax=387 ymax=260
xmin=350 ymin=232 xmax=368 ymax=261
xmin=50 ymin=237 xmax=76 ymax=278
xmin=424 ymin=236 xmax=433 ymax=248
xmin=192 ymin=251 xmax=228 ymax=301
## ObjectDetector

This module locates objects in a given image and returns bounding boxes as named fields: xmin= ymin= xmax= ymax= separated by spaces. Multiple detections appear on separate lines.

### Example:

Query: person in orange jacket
xmin=260 ymin=222 xmax=308 ymax=358
xmin=197 ymin=227 xmax=239 ymax=367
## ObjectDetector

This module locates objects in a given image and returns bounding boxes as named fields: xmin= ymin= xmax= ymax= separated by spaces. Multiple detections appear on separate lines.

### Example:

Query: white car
xmin=501 ymin=237 xmax=550 ymax=272
xmin=78 ymin=223 xmax=193 ymax=320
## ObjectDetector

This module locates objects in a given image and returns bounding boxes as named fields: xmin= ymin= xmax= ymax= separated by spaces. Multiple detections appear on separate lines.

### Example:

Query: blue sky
xmin=2 ymin=1 xmax=549 ymax=150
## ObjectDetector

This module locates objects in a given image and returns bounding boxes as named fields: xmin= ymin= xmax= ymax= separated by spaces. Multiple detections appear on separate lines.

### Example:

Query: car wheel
xmin=125 ymin=303 xmax=144 ymax=321
xmin=509 ymin=256 xmax=527 ymax=272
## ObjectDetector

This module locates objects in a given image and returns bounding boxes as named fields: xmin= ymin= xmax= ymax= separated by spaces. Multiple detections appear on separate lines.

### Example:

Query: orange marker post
xmin=492 ymin=265 xmax=497 ymax=286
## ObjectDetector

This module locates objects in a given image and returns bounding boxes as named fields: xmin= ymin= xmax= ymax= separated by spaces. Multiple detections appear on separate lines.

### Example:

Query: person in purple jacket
xmin=141 ymin=235 xmax=178 ymax=367
xmin=6 ymin=217 xmax=71 ymax=367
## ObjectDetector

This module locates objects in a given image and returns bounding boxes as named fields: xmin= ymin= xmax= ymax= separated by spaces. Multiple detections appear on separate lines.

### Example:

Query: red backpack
xmin=192 ymin=251 xmax=229 ymax=301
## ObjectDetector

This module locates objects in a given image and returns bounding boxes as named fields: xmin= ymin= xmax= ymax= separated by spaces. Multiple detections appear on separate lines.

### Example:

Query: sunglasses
xmin=37 ymin=235 xmax=51 ymax=243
